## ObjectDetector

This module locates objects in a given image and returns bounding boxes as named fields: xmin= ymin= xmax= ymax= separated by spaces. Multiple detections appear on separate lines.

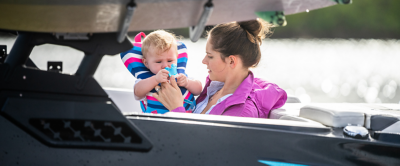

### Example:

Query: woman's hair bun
xmin=207 ymin=19 xmax=273 ymax=68
xmin=237 ymin=19 xmax=271 ymax=45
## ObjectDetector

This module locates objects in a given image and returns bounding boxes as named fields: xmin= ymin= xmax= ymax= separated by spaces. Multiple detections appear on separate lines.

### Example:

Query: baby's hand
xmin=155 ymin=69 xmax=169 ymax=83
xmin=177 ymin=73 xmax=189 ymax=87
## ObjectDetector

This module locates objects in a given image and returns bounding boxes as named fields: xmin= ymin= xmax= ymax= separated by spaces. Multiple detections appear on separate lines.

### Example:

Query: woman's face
xmin=203 ymin=37 xmax=229 ymax=82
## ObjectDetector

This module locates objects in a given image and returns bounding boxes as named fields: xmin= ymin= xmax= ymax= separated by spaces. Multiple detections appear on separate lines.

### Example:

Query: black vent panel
xmin=2 ymin=97 xmax=152 ymax=151
xmin=30 ymin=119 xmax=142 ymax=144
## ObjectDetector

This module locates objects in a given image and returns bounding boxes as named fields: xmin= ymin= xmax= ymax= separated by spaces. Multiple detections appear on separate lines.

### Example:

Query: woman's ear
xmin=228 ymin=55 xmax=237 ymax=68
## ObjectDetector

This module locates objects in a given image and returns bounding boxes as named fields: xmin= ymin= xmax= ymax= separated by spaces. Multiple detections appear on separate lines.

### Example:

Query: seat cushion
xmin=359 ymin=104 xmax=400 ymax=131
xmin=299 ymin=104 xmax=365 ymax=128
xmin=279 ymin=115 xmax=323 ymax=125
xmin=269 ymin=103 xmax=306 ymax=119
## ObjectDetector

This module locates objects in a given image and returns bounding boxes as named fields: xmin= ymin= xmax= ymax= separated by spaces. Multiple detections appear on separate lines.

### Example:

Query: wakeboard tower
xmin=0 ymin=0 xmax=349 ymax=42
xmin=2 ymin=0 xmax=400 ymax=166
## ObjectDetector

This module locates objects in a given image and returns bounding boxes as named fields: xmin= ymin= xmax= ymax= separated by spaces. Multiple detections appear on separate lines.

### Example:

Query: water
xmin=1 ymin=37 xmax=399 ymax=104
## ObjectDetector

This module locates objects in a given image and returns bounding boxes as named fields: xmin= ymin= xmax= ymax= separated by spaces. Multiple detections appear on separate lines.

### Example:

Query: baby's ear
xmin=142 ymin=58 xmax=149 ymax=68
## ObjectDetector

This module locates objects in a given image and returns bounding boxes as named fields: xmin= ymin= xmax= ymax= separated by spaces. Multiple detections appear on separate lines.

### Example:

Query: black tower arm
xmin=2 ymin=32 xmax=133 ymax=93
xmin=5 ymin=32 xmax=132 ymax=68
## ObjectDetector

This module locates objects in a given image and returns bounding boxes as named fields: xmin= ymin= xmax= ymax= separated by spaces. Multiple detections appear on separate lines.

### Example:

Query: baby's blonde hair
xmin=142 ymin=30 xmax=177 ymax=57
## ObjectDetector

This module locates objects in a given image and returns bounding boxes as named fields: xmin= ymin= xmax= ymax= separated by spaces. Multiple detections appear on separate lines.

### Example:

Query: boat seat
xmin=285 ymin=96 xmax=301 ymax=103
xmin=361 ymin=104 xmax=400 ymax=133
xmin=359 ymin=104 xmax=400 ymax=129
xmin=269 ymin=103 xmax=306 ymax=119
xmin=299 ymin=104 xmax=365 ymax=128
xmin=269 ymin=103 xmax=325 ymax=126
xmin=299 ymin=103 xmax=400 ymax=128
xmin=278 ymin=115 xmax=322 ymax=125
xmin=271 ymin=103 xmax=400 ymax=130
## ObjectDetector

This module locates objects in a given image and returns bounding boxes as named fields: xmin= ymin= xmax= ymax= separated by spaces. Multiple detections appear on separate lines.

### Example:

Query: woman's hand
xmin=152 ymin=75 xmax=184 ymax=110
xmin=155 ymin=69 xmax=169 ymax=83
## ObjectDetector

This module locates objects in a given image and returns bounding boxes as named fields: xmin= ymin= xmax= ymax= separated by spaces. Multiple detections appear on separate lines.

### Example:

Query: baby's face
xmin=144 ymin=46 xmax=177 ymax=74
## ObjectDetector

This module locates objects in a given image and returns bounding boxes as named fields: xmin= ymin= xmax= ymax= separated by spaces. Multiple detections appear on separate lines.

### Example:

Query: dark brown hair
xmin=208 ymin=19 xmax=272 ymax=68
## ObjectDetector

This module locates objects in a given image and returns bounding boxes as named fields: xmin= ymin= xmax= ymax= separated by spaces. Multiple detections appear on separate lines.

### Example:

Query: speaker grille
xmin=30 ymin=119 xmax=142 ymax=144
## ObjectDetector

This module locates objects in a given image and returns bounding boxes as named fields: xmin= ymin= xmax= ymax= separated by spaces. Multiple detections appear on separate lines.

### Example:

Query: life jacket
xmin=120 ymin=32 xmax=196 ymax=114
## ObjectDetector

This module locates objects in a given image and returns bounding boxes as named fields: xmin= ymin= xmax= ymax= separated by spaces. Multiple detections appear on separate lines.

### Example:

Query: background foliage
xmin=273 ymin=0 xmax=400 ymax=38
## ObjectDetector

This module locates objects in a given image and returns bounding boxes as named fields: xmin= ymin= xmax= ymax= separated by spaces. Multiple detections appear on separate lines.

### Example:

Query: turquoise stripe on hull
xmin=258 ymin=160 xmax=308 ymax=166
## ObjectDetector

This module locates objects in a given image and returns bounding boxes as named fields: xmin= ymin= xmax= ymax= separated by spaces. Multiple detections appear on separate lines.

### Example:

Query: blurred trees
xmin=272 ymin=0 xmax=400 ymax=38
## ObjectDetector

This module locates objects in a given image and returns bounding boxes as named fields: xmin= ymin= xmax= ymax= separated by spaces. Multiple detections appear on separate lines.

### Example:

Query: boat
xmin=1 ymin=0 xmax=399 ymax=165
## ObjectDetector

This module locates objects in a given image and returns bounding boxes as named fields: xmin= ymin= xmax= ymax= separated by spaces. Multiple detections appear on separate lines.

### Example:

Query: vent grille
xmin=30 ymin=119 xmax=142 ymax=144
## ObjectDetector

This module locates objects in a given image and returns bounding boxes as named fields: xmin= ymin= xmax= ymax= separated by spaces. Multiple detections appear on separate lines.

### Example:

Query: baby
xmin=134 ymin=30 xmax=202 ymax=111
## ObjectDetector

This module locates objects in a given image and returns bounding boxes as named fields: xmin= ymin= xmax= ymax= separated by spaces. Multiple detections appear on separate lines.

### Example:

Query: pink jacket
xmin=172 ymin=72 xmax=287 ymax=118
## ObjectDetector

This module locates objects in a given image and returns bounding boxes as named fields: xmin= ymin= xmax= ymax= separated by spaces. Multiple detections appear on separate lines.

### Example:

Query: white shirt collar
xmin=194 ymin=81 xmax=232 ymax=114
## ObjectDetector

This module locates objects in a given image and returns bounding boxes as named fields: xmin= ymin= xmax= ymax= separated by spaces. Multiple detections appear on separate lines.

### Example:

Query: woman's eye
xmin=208 ymin=56 xmax=213 ymax=59
xmin=156 ymin=61 xmax=161 ymax=63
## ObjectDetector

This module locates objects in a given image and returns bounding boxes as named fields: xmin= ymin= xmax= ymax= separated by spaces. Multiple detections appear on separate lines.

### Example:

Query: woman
xmin=153 ymin=19 xmax=287 ymax=118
